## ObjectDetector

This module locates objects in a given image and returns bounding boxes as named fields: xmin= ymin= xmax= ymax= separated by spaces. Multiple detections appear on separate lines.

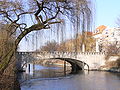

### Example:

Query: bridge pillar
xmin=28 ymin=64 xmax=30 ymax=72
xmin=64 ymin=60 xmax=66 ymax=75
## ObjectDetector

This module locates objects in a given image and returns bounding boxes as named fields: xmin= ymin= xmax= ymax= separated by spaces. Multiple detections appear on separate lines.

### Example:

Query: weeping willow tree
xmin=0 ymin=0 xmax=92 ymax=75
xmin=73 ymin=0 xmax=92 ymax=52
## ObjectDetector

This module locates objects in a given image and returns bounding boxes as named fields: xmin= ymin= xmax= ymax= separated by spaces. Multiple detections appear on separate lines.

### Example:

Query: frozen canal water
xmin=19 ymin=64 xmax=120 ymax=90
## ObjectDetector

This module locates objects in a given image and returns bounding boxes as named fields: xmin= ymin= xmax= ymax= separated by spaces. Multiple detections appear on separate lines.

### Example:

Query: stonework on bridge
xmin=16 ymin=51 xmax=111 ymax=71
xmin=17 ymin=51 xmax=119 ymax=69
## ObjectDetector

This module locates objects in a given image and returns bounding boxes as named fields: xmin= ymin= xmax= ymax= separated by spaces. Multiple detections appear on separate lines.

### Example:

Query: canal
xmin=19 ymin=64 xmax=120 ymax=90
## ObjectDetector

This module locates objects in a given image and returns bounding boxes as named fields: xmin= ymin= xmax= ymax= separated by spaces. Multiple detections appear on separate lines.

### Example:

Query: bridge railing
xmin=17 ymin=51 xmax=106 ymax=55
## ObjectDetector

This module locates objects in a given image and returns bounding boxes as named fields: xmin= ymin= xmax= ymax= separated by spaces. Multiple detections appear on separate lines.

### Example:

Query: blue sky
xmin=96 ymin=0 xmax=120 ymax=28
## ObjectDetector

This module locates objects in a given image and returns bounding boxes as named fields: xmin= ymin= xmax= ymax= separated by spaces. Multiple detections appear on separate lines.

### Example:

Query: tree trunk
xmin=0 ymin=48 xmax=15 ymax=75
xmin=0 ymin=23 xmax=45 ymax=75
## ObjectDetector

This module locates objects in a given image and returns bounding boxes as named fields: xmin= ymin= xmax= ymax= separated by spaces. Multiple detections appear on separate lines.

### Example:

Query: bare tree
xmin=105 ymin=43 xmax=120 ymax=59
xmin=0 ymin=0 xmax=92 ymax=75
xmin=40 ymin=41 xmax=59 ymax=52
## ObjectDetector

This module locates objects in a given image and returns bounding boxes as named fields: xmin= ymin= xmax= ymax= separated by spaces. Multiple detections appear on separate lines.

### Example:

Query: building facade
xmin=93 ymin=25 xmax=120 ymax=52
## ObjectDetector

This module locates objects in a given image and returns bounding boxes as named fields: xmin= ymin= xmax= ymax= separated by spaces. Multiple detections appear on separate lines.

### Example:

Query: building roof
xmin=96 ymin=25 xmax=107 ymax=31
xmin=93 ymin=25 xmax=107 ymax=36
xmin=86 ymin=31 xmax=93 ymax=36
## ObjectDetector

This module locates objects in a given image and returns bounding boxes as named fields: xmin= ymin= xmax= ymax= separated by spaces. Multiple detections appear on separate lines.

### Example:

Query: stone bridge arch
xmin=33 ymin=57 xmax=89 ymax=73
xmin=16 ymin=51 xmax=106 ymax=71
xmin=48 ymin=58 xmax=89 ymax=74
xmin=16 ymin=52 xmax=89 ymax=73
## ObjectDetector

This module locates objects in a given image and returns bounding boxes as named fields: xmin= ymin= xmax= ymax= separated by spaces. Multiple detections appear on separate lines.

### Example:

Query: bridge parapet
xmin=17 ymin=51 xmax=105 ymax=55
xmin=16 ymin=51 xmax=106 ymax=61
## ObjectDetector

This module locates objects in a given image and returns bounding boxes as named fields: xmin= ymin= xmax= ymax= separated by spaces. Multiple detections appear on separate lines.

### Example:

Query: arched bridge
xmin=46 ymin=58 xmax=89 ymax=73
xmin=16 ymin=51 xmax=106 ymax=73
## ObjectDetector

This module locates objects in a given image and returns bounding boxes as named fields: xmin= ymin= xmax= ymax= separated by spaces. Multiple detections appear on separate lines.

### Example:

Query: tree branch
xmin=34 ymin=0 xmax=44 ymax=23
xmin=15 ymin=23 xmax=45 ymax=46
xmin=43 ymin=6 xmax=60 ymax=24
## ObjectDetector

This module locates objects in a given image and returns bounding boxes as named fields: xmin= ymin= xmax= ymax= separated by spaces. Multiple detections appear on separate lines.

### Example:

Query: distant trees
xmin=106 ymin=44 xmax=120 ymax=55
xmin=62 ymin=32 xmax=95 ymax=52
xmin=106 ymin=42 xmax=120 ymax=55
xmin=105 ymin=42 xmax=120 ymax=68
xmin=40 ymin=41 xmax=59 ymax=52
xmin=40 ymin=32 xmax=95 ymax=52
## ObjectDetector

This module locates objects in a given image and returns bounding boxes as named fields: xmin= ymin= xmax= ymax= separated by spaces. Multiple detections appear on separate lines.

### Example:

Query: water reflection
xmin=18 ymin=64 xmax=71 ymax=83
xmin=19 ymin=64 xmax=120 ymax=90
